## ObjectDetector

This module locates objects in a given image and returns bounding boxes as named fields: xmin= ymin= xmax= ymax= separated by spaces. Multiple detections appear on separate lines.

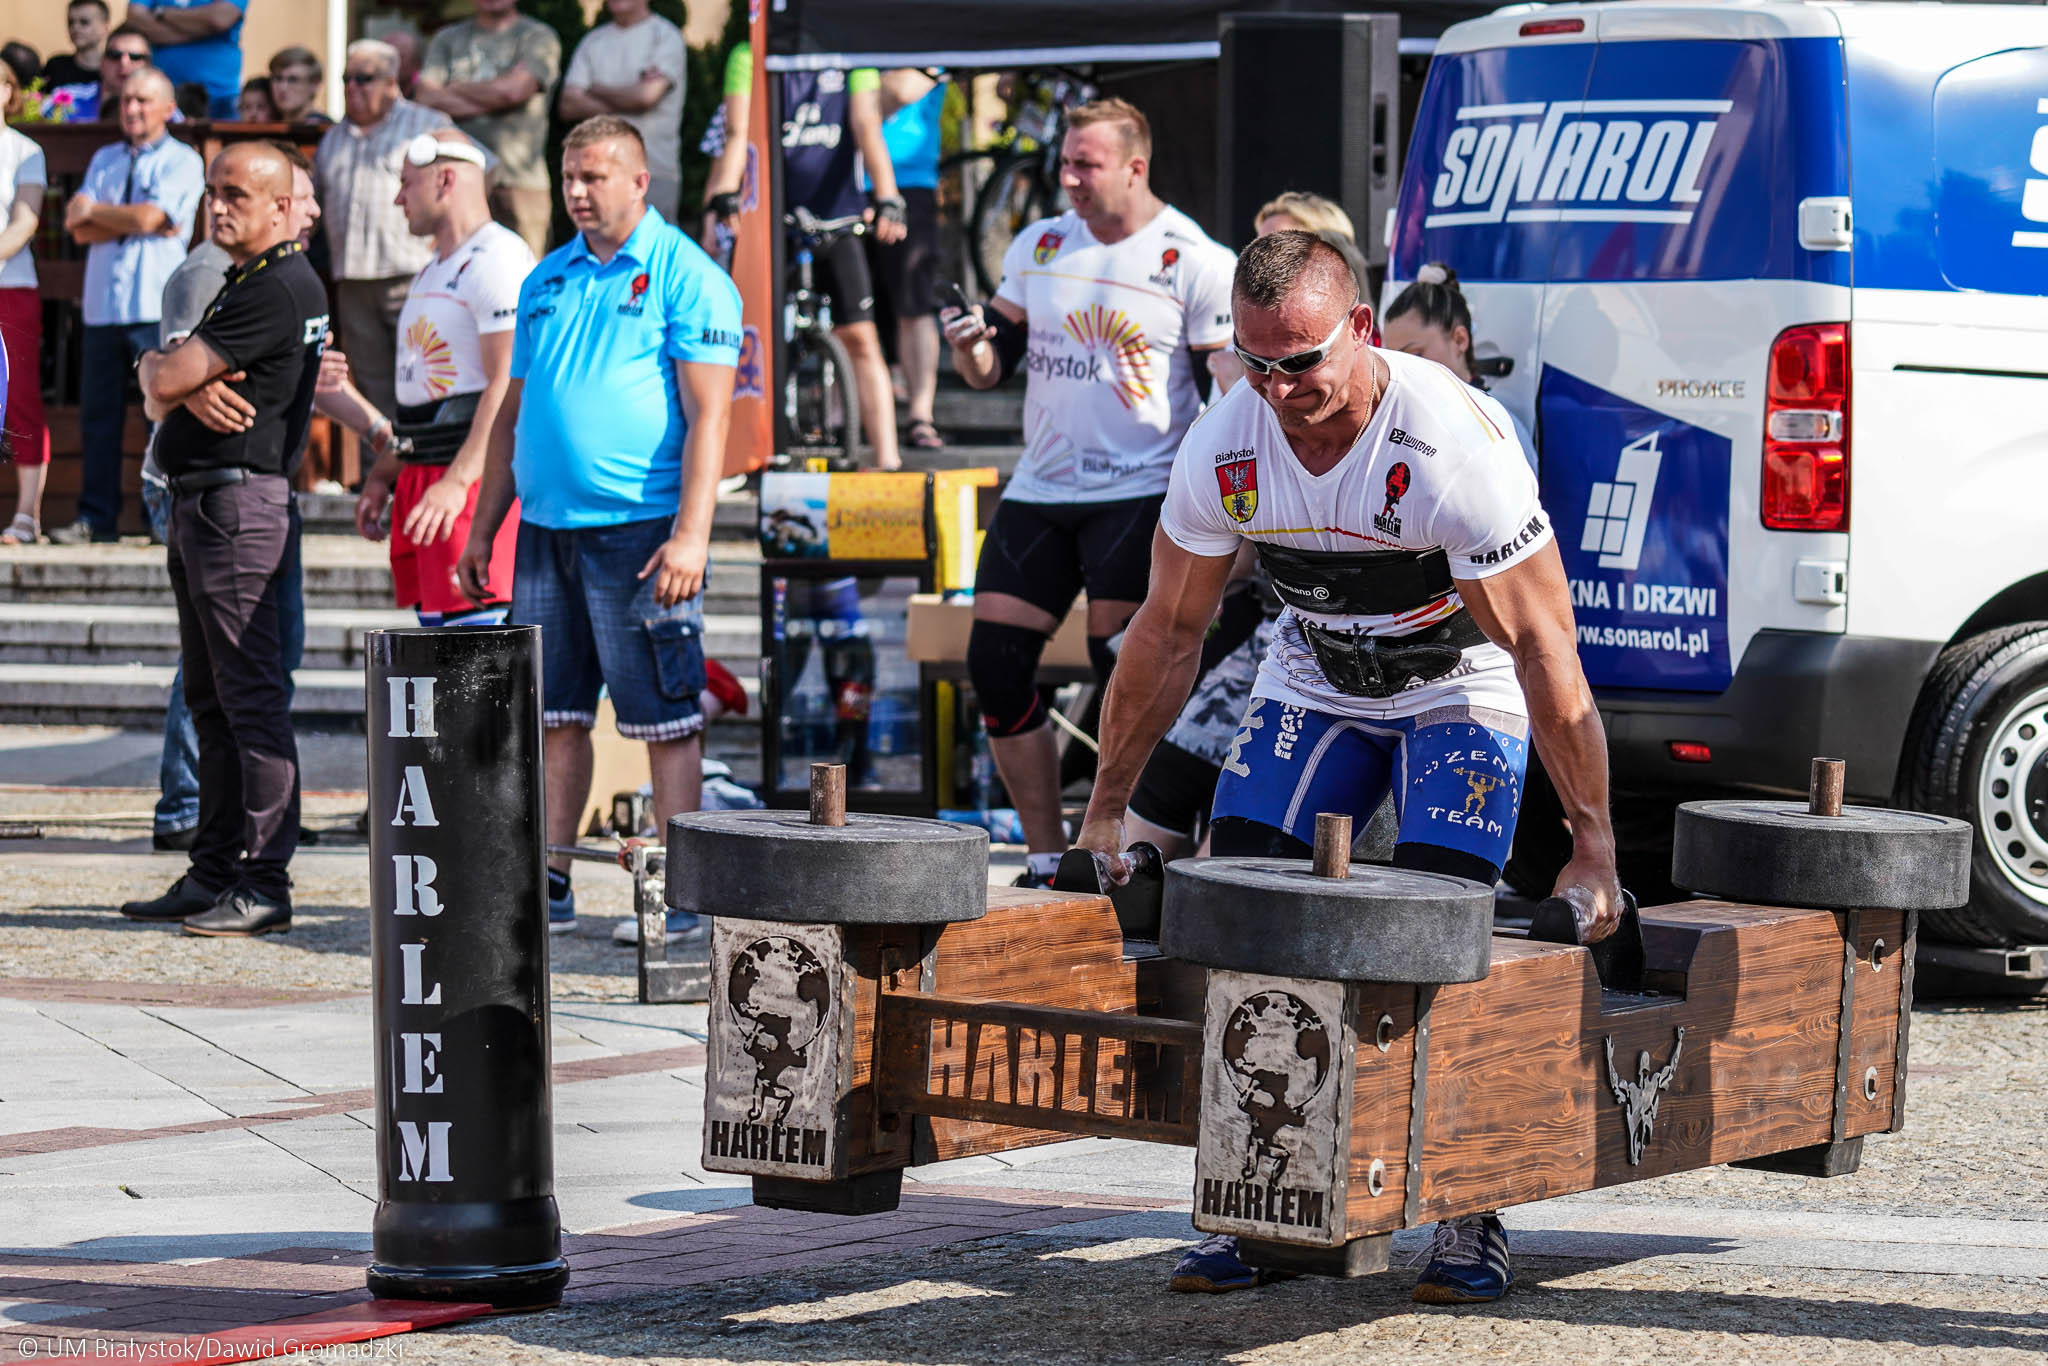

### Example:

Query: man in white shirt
xmin=941 ymin=97 xmax=1239 ymax=886
xmin=558 ymin=0 xmax=687 ymax=221
xmin=317 ymin=130 xmax=532 ymax=628
xmin=1073 ymin=230 xmax=1624 ymax=1305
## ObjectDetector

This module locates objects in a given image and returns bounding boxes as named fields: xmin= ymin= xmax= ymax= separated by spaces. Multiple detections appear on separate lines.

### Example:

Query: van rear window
xmin=1393 ymin=38 xmax=1848 ymax=284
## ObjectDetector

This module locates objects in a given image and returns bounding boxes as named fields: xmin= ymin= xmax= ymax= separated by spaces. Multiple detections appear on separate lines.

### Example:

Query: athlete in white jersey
xmin=1074 ymin=231 xmax=1623 ymax=1306
xmin=318 ymin=131 xmax=532 ymax=625
xmin=941 ymin=97 xmax=1240 ymax=884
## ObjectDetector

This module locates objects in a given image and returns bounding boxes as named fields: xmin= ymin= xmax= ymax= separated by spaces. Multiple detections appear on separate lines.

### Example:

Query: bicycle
xmin=946 ymin=68 xmax=1096 ymax=296
xmin=782 ymin=207 xmax=868 ymax=466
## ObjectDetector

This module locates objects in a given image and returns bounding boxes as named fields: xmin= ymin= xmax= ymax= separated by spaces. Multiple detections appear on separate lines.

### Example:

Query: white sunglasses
xmin=404 ymin=133 xmax=486 ymax=170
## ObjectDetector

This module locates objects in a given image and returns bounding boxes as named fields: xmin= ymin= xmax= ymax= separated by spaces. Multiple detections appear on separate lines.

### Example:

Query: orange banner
xmin=722 ymin=0 xmax=775 ymax=475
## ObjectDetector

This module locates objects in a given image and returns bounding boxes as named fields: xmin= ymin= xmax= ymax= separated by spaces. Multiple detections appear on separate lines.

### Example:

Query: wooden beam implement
xmin=673 ymin=760 xmax=1972 ymax=1279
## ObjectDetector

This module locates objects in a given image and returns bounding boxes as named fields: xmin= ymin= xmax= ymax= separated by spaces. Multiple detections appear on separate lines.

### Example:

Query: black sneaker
xmin=151 ymin=826 xmax=198 ymax=852
xmin=182 ymin=887 xmax=292 ymax=937
xmin=120 ymin=875 xmax=220 ymax=921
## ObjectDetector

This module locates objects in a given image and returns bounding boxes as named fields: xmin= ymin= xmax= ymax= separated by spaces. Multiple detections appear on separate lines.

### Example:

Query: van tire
xmin=1898 ymin=623 xmax=2048 ymax=947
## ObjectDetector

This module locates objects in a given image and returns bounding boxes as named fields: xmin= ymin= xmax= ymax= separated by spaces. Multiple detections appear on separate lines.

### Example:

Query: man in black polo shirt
xmin=122 ymin=141 xmax=329 ymax=937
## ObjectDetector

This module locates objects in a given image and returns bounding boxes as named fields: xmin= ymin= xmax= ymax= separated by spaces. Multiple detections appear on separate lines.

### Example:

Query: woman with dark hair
xmin=1382 ymin=262 xmax=1535 ymax=467
xmin=236 ymin=76 xmax=277 ymax=122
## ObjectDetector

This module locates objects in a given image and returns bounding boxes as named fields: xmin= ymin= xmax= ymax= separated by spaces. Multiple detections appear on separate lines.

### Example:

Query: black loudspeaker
xmin=1218 ymin=13 xmax=1401 ymax=264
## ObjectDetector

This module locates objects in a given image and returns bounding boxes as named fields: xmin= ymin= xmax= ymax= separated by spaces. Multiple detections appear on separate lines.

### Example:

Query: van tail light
xmin=1520 ymin=18 xmax=1586 ymax=36
xmin=1761 ymin=323 xmax=1849 ymax=530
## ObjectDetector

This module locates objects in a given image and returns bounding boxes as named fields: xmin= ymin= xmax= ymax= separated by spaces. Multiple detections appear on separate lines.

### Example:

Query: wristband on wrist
xmin=705 ymin=191 xmax=740 ymax=219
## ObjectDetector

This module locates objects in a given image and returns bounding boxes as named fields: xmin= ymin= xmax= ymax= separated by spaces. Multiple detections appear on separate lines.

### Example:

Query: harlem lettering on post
xmin=706 ymin=1118 xmax=829 ymax=1167
xmin=389 ymin=674 xmax=450 ymax=1183
xmin=1198 ymin=1178 xmax=1328 ymax=1231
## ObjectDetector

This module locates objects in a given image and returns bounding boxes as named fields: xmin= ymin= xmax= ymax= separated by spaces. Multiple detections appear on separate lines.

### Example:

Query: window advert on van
xmin=1391 ymin=38 xmax=1848 ymax=285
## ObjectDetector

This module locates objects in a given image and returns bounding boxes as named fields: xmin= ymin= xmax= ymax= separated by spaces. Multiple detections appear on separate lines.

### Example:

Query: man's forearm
xmin=145 ymin=4 xmax=237 ymax=39
xmin=1082 ymin=608 xmax=1206 ymax=824
xmin=674 ymin=421 xmax=727 ymax=544
xmin=1518 ymin=649 xmax=1616 ymax=859
xmin=415 ymin=83 xmax=489 ymax=119
xmin=446 ymin=375 xmax=512 ymax=488
xmin=313 ymin=378 xmax=385 ymax=436
xmin=86 ymin=202 xmax=171 ymax=237
xmin=469 ymin=432 xmax=518 ymax=544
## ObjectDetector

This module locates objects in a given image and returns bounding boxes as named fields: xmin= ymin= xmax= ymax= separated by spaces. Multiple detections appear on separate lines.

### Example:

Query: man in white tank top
xmin=1075 ymin=231 xmax=1623 ymax=1305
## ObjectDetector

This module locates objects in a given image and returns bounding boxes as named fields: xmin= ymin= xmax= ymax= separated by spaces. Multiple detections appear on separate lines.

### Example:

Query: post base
xmin=365 ymin=1258 xmax=569 ymax=1308
xmin=1731 ymin=1136 xmax=1864 ymax=1178
xmin=1237 ymin=1233 xmax=1392 ymax=1278
xmin=754 ymin=1168 xmax=904 ymax=1215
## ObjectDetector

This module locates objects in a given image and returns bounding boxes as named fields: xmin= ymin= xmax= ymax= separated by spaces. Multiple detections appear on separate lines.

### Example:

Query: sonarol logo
xmin=1426 ymin=100 xmax=1728 ymax=230
xmin=1580 ymin=430 xmax=1663 ymax=573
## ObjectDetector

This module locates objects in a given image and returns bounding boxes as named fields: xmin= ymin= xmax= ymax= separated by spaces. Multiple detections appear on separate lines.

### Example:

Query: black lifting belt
xmin=1253 ymin=541 xmax=1455 ymax=617
xmin=394 ymin=391 xmax=483 ymax=466
xmin=1296 ymin=611 xmax=1488 ymax=699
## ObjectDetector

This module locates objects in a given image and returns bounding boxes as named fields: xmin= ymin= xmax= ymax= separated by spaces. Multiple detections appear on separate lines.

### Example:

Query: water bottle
xmin=970 ymin=720 xmax=997 ymax=810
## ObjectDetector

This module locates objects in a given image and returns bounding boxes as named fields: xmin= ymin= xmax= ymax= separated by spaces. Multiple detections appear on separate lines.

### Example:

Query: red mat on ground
xmin=160 ymin=1298 xmax=495 ymax=1363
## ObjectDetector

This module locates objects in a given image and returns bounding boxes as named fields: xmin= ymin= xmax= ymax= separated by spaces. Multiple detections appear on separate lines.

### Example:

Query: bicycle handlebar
xmin=785 ymin=208 xmax=869 ymax=241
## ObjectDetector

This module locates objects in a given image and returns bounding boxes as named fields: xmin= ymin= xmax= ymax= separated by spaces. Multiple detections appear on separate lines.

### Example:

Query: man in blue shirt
xmin=122 ymin=0 xmax=244 ymax=121
xmin=459 ymin=115 xmax=741 ymax=943
xmin=54 ymin=65 xmax=203 ymax=544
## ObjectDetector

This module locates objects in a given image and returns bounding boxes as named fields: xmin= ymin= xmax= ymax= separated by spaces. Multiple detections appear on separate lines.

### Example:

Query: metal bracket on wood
xmin=1891 ymin=908 xmax=1916 ymax=1132
xmin=1831 ymin=909 xmax=1861 ymax=1144
xmin=1403 ymin=984 xmax=1435 ymax=1227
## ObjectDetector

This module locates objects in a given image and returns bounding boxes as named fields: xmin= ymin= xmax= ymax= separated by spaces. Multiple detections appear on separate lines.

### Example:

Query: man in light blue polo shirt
xmin=55 ymin=65 xmax=203 ymax=544
xmin=460 ymin=114 xmax=741 ymax=943
xmin=123 ymin=0 xmax=246 ymax=120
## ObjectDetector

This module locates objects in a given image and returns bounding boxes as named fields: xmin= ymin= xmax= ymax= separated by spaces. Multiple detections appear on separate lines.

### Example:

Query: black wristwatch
xmin=871 ymin=193 xmax=907 ymax=227
xmin=705 ymin=191 xmax=741 ymax=219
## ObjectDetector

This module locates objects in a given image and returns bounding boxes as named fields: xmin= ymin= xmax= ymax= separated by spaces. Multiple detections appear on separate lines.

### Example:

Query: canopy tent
xmin=763 ymin=0 xmax=1502 ymax=69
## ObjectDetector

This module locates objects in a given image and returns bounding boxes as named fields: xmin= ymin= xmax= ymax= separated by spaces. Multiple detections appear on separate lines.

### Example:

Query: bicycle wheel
xmin=969 ymin=151 xmax=1058 ymax=296
xmin=783 ymin=326 xmax=864 ymax=466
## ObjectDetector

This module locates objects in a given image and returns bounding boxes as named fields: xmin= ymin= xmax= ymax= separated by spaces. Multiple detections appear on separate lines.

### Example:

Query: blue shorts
xmin=511 ymin=517 xmax=707 ymax=742
xmin=1210 ymin=699 xmax=1531 ymax=870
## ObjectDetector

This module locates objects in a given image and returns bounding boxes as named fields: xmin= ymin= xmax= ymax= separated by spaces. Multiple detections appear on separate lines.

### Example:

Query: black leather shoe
xmin=182 ymin=887 xmax=292 ymax=937
xmin=152 ymin=826 xmax=198 ymax=852
xmin=120 ymin=875 xmax=220 ymax=921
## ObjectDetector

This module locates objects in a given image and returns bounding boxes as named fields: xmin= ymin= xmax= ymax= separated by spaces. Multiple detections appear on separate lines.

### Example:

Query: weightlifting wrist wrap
xmin=985 ymin=309 xmax=1027 ymax=382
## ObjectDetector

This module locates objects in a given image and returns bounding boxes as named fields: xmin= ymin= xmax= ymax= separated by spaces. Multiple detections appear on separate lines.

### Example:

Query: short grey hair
xmin=344 ymin=39 xmax=399 ymax=80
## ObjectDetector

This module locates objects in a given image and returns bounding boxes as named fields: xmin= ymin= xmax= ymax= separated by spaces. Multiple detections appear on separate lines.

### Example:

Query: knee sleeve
xmin=1086 ymin=634 xmax=1118 ymax=686
xmin=1209 ymin=817 xmax=1313 ymax=860
xmin=1393 ymin=841 xmax=1501 ymax=887
xmin=968 ymin=619 xmax=1049 ymax=736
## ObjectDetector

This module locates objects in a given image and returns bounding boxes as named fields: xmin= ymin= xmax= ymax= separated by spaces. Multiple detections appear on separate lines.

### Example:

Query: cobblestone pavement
xmin=3 ymin=733 xmax=2046 ymax=1365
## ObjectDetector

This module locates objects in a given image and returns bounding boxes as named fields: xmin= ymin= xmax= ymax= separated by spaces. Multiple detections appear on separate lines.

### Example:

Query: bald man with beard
xmin=122 ymin=140 xmax=331 ymax=939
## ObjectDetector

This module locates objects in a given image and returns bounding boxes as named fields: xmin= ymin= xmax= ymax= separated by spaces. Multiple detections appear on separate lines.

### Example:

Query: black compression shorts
xmin=972 ymin=494 xmax=1165 ymax=618
xmin=1127 ymin=739 xmax=1222 ymax=841
xmin=814 ymin=231 xmax=876 ymax=328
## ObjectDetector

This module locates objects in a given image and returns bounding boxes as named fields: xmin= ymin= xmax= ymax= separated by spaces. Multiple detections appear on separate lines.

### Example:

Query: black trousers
xmin=165 ymin=474 xmax=299 ymax=901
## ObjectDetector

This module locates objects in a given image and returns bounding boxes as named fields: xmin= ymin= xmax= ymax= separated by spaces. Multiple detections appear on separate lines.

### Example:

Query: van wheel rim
xmin=1977 ymin=684 xmax=2048 ymax=905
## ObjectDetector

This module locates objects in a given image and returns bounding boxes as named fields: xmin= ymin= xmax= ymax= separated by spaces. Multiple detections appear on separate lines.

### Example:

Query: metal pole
xmin=365 ymin=625 xmax=568 ymax=1308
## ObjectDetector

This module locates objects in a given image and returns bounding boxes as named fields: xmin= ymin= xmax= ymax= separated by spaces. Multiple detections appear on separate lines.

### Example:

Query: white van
xmin=1386 ymin=1 xmax=2048 ymax=946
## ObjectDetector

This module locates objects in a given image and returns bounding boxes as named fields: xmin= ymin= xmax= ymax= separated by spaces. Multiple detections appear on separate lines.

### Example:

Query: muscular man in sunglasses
xmin=1074 ymin=230 xmax=1624 ymax=1305
xmin=940 ymin=96 xmax=1241 ymax=888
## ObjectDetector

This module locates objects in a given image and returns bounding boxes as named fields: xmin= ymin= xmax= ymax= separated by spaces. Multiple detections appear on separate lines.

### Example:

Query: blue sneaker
xmin=548 ymin=886 xmax=576 ymax=936
xmin=1168 ymin=1234 xmax=1264 ymax=1293
xmin=611 ymin=908 xmax=710 ymax=947
xmin=1412 ymin=1213 xmax=1512 ymax=1304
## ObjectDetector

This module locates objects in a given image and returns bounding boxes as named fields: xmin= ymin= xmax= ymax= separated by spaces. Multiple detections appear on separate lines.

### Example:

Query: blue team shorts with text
xmin=1209 ymin=697 xmax=1531 ymax=870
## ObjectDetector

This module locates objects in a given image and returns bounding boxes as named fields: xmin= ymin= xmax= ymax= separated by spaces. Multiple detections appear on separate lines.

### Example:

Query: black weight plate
xmin=1162 ymin=859 xmax=1496 ymax=983
xmin=667 ymin=809 xmax=989 ymax=924
xmin=1671 ymin=801 xmax=1971 ymax=910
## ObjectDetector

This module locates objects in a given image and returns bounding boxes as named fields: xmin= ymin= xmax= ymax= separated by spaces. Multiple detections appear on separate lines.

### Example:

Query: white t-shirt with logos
xmin=0 ymin=128 xmax=46 ymax=290
xmin=1161 ymin=349 xmax=1551 ymax=719
xmin=995 ymin=206 xmax=1235 ymax=504
xmin=395 ymin=221 xmax=533 ymax=410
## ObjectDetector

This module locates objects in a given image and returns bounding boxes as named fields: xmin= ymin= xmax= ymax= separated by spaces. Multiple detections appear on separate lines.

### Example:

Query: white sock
xmin=1026 ymin=851 xmax=1061 ymax=879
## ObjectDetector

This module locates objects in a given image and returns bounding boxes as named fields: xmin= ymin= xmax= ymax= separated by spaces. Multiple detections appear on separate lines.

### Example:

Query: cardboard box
xmin=906 ymin=594 xmax=1093 ymax=669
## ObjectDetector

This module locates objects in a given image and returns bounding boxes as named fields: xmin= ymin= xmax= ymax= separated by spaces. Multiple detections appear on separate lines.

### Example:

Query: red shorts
xmin=0 ymin=288 xmax=48 ymax=466
xmin=390 ymin=463 xmax=520 ymax=615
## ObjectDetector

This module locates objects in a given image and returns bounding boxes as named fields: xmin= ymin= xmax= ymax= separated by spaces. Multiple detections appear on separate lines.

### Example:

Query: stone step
xmin=294 ymin=488 xmax=766 ymax=540
xmin=929 ymin=385 xmax=1025 ymax=433
xmin=0 ymin=661 xmax=764 ymax=729
xmin=0 ymin=538 xmax=766 ymax=613
xmin=0 ymin=602 xmax=765 ymax=671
